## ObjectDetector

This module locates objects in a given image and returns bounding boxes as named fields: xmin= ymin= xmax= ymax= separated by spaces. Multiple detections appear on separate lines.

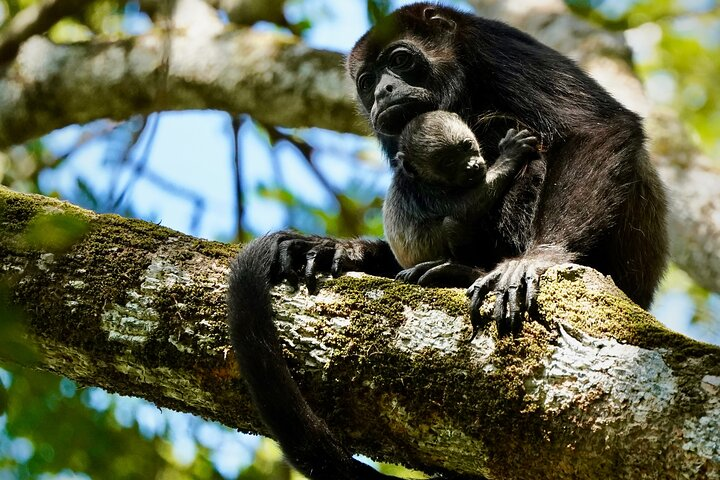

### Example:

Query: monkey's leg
xmin=396 ymin=260 xmax=446 ymax=283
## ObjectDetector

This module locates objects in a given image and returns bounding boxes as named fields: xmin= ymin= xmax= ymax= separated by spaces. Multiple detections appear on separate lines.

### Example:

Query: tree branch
xmin=1 ymin=186 xmax=718 ymax=478
xmin=206 ymin=0 xmax=288 ymax=26
xmin=0 ymin=27 xmax=363 ymax=149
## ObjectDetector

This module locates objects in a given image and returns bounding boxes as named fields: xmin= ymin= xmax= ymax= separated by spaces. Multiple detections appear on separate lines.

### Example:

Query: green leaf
xmin=367 ymin=0 xmax=391 ymax=25
xmin=22 ymin=212 xmax=89 ymax=253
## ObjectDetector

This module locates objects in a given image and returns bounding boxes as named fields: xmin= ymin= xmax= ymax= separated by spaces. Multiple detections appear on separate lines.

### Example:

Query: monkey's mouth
xmin=375 ymin=101 xmax=434 ymax=136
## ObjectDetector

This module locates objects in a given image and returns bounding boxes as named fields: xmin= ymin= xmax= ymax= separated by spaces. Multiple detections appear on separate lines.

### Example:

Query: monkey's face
xmin=348 ymin=5 xmax=466 ymax=137
xmin=396 ymin=141 xmax=487 ymax=189
xmin=354 ymin=42 xmax=437 ymax=136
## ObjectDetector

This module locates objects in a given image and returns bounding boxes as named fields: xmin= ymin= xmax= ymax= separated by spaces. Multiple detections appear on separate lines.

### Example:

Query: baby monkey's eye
xmin=460 ymin=138 xmax=476 ymax=152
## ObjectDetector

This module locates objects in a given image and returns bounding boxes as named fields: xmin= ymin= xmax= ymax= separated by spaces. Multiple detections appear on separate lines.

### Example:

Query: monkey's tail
xmin=227 ymin=235 xmax=398 ymax=480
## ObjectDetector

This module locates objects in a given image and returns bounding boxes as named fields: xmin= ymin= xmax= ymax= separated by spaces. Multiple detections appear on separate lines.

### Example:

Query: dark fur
xmin=227 ymin=3 xmax=668 ymax=478
xmin=389 ymin=111 xmax=540 ymax=284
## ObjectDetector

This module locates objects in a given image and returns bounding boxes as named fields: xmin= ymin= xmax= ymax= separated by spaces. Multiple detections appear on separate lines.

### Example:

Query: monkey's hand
xmin=396 ymin=260 xmax=484 ymax=288
xmin=498 ymin=128 xmax=538 ymax=160
xmin=264 ymin=230 xmax=400 ymax=294
xmin=485 ymin=129 xmax=539 ymax=191
xmin=465 ymin=246 xmax=573 ymax=338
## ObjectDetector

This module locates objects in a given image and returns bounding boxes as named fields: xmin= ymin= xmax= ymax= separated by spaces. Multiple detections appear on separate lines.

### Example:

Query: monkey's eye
xmin=460 ymin=139 xmax=475 ymax=152
xmin=388 ymin=48 xmax=414 ymax=71
xmin=357 ymin=73 xmax=375 ymax=92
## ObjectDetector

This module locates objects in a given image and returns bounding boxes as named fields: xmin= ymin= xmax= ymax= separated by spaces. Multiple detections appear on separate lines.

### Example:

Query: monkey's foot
xmin=466 ymin=248 xmax=573 ymax=337
xmin=397 ymin=260 xmax=483 ymax=288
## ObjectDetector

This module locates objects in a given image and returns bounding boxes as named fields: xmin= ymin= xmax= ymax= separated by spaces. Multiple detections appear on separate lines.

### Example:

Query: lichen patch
xmin=530 ymin=323 xmax=677 ymax=424
xmin=395 ymin=306 xmax=466 ymax=355
xmin=101 ymin=258 xmax=194 ymax=346
xmin=682 ymin=400 xmax=720 ymax=462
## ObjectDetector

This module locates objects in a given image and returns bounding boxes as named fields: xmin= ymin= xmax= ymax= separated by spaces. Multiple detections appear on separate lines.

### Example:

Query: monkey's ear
xmin=395 ymin=151 xmax=414 ymax=177
xmin=423 ymin=7 xmax=456 ymax=32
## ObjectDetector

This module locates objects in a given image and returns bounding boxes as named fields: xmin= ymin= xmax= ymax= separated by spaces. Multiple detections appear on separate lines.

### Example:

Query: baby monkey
xmin=384 ymin=110 xmax=539 ymax=286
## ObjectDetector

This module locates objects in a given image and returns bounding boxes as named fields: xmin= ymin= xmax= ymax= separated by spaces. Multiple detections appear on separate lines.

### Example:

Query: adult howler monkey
xmin=227 ymin=3 xmax=667 ymax=479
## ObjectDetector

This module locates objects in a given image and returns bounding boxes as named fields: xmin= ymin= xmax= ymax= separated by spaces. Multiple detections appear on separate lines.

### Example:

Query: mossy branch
xmin=1 ymin=186 xmax=719 ymax=478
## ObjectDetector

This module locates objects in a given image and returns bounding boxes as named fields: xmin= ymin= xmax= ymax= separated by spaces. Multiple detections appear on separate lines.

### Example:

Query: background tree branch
xmin=0 ymin=28 xmax=361 ymax=150
xmin=2 ymin=186 xmax=718 ymax=478
xmin=0 ymin=0 xmax=88 ymax=64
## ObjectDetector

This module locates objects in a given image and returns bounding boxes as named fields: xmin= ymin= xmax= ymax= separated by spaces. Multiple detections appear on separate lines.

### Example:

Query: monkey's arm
xmin=468 ymin=124 xmax=666 ymax=337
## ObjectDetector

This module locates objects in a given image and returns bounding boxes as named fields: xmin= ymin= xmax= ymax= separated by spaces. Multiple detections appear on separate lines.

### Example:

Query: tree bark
xmin=1 ymin=186 xmax=719 ymax=479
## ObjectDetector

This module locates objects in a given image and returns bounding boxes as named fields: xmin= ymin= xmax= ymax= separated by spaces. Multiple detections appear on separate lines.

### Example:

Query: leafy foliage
xmin=567 ymin=0 xmax=720 ymax=158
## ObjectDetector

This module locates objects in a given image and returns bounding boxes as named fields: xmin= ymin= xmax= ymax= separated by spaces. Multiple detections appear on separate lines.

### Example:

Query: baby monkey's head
xmin=396 ymin=111 xmax=486 ymax=188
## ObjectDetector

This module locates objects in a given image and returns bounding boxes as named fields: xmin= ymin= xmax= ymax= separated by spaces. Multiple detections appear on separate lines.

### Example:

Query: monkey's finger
xmin=506 ymin=285 xmax=520 ymax=336
xmin=469 ymin=288 xmax=487 ymax=338
xmin=417 ymin=267 xmax=444 ymax=287
xmin=494 ymin=261 xmax=518 ymax=336
xmin=420 ymin=263 xmax=479 ymax=287
xmin=395 ymin=269 xmax=412 ymax=283
xmin=399 ymin=266 xmax=427 ymax=284
xmin=506 ymin=264 xmax=528 ymax=335
xmin=279 ymin=245 xmax=300 ymax=290
xmin=280 ymin=239 xmax=321 ymax=289
xmin=515 ymin=129 xmax=534 ymax=139
xmin=305 ymin=246 xmax=335 ymax=294
xmin=499 ymin=128 xmax=518 ymax=147
xmin=519 ymin=136 xmax=538 ymax=148
xmin=466 ymin=269 xmax=501 ymax=298
xmin=413 ymin=260 xmax=452 ymax=285
xmin=331 ymin=248 xmax=352 ymax=277
xmin=524 ymin=265 xmax=540 ymax=317
xmin=494 ymin=289 xmax=509 ymax=337
xmin=467 ymin=269 xmax=504 ymax=338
